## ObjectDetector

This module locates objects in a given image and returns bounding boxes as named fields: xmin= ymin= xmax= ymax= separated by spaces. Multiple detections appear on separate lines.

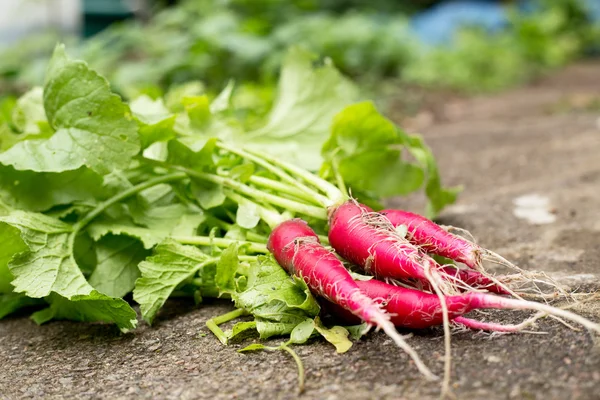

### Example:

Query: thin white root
xmin=454 ymin=312 xmax=548 ymax=334
xmin=488 ymin=298 xmax=600 ymax=334
xmin=425 ymin=264 xmax=453 ymax=399
xmin=373 ymin=313 xmax=438 ymax=381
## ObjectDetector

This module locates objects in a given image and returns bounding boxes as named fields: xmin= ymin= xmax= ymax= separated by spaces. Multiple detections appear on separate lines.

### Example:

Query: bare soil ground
xmin=1 ymin=64 xmax=600 ymax=400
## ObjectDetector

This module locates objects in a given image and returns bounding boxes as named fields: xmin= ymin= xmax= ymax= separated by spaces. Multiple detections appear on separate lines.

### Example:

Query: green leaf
xmin=238 ymin=343 xmax=267 ymax=353
xmin=139 ymin=116 xmax=177 ymax=149
xmin=191 ymin=180 xmax=225 ymax=210
xmin=0 ymin=211 xmax=137 ymax=329
xmin=130 ymin=95 xmax=172 ymax=125
xmin=210 ymin=80 xmax=234 ymax=113
xmin=344 ymin=323 xmax=369 ymax=341
xmin=73 ymin=232 xmax=97 ymax=276
xmin=165 ymin=81 xmax=205 ymax=112
xmin=133 ymin=241 xmax=213 ymax=324
xmin=11 ymin=87 xmax=50 ymax=135
xmin=89 ymin=235 xmax=148 ymax=298
xmin=167 ymin=138 xmax=216 ymax=169
xmin=30 ymin=291 xmax=138 ymax=332
xmin=234 ymin=47 xmax=358 ymax=170
xmin=130 ymin=95 xmax=177 ymax=148
xmin=338 ymin=150 xmax=424 ymax=197
xmin=314 ymin=317 xmax=352 ymax=353
xmin=0 ymin=292 xmax=43 ymax=319
xmin=322 ymin=101 xmax=456 ymax=210
xmin=0 ymin=222 xmax=28 ymax=294
xmin=0 ymin=211 xmax=90 ymax=298
xmin=323 ymin=101 xmax=399 ymax=156
xmin=233 ymin=255 xmax=320 ymax=339
xmin=0 ymin=165 xmax=104 ymax=212
xmin=183 ymin=95 xmax=211 ymax=129
xmin=215 ymin=244 xmax=239 ymax=295
xmin=236 ymin=200 xmax=260 ymax=229
xmin=88 ymin=220 xmax=165 ymax=250
xmin=0 ymin=124 xmax=22 ymax=152
xmin=226 ymin=320 xmax=258 ymax=342
xmin=403 ymin=134 xmax=461 ymax=218
xmin=128 ymin=184 xmax=187 ymax=233
xmin=289 ymin=318 xmax=315 ymax=344
xmin=0 ymin=44 xmax=140 ymax=174
xmin=170 ymin=212 xmax=206 ymax=237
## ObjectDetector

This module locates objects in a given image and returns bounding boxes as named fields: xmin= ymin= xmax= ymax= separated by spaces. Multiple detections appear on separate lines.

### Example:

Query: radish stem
xmin=206 ymin=309 xmax=250 ymax=345
xmin=216 ymin=142 xmax=328 ymax=205
xmin=248 ymin=175 xmax=324 ymax=206
xmin=172 ymin=235 xmax=268 ymax=253
xmin=244 ymin=148 xmax=346 ymax=206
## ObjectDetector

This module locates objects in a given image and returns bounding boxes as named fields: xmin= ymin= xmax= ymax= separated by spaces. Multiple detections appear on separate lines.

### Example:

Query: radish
xmin=267 ymin=218 xmax=438 ymax=380
xmin=353 ymin=279 xmax=600 ymax=333
xmin=380 ymin=209 xmax=481 ymax=268
xmin=379 ymin=209 xmax=568 ymax=298
xmin=328 ymin=200 xmax=457 ymax=295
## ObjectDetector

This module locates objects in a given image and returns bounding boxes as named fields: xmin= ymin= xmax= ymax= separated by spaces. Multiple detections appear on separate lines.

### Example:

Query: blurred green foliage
xmin=0 ymin=0 xmax=598 ymax=97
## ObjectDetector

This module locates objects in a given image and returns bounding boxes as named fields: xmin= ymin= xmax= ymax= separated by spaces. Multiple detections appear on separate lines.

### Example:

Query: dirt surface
xmin=2 ymin=64 xmax=600 ymax=400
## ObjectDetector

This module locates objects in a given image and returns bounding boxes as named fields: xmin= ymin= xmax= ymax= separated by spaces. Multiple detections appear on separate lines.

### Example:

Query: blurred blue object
xmin=410 ymin=1 xmax=508 ymax=46
xmin=582 ymin=0 xmax=600 ymax=22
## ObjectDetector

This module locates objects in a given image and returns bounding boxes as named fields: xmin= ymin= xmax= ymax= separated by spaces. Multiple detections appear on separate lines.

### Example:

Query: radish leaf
xmin=0 ymin=45 xmax=140 ymax=174
xmin=30 ymin=291 xmax=138 ymax=331
xmin=133 ymin=241 xmax=215 ymax=324
xmin=233 ymin=255 xmax=320 ymax=339
xmin=314 ymin=317 xmax=352 ymax=353
xmin=0 ymin=211 xmax=93 ymax=298
xmin=0 ymin=223 xmax=28 ymax=294
xmin=0 ymin=166 xmax=104 ymax=212
xmin=0 ymin=293 xmax=43 ymax=319
xmin=88 ymin=235 xmax=148 ymax=298
xmin=289 ymin=318 xmax=316 ymax=344
xmin=235 ymin=47 xmax=358 ymax=170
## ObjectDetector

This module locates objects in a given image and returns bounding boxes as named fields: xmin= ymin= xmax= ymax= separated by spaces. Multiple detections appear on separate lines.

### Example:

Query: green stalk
xmin=244 ymin=149 xmax=346 ymax=207
xmin=68 ymin=172 xmax=188 ymax=266
xmin=172 ymin=235 xmax=268 ymax=253
xmin=151 ymin=159 xmax=327 ymax=220
xmin=248 ymin=175 xmax=325 ymax=206
xmin=246 ymin=231 xmax=268 ymax=243
xmin=331 ymin=157 xmax=348 ymax=196
xmin=217 ymin=142 xmax=329 ymax=206
xmin=206 ymin=308 xmax=250 ymax=345
xmin=192 ymin=170 xmax=327 ymax=220
xmin=74 ymin=172 xmax=187 ymax=232
xmin=279 ymin=344 xmax=306 ymax=394
xmin=225 ymin=190 xmax=284 ymax=228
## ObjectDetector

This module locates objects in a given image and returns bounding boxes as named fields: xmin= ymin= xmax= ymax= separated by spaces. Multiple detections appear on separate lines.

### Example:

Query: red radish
xmin=267 ymin=218 xmax=437 ymax=380
xmin=353 ymin=279 xmax=600 ymax=334
xmin=380 ymin=209 xmax=481 ymax=268
xmin=328 ymin=201 xmax=454 ymax=293
xmin=320 ymin=290 xmax=533 ymax=333
xmin=378 ymin=209 xmax=558 ymax=298
xmin=355 ymin=279 xmax=469 ymax=329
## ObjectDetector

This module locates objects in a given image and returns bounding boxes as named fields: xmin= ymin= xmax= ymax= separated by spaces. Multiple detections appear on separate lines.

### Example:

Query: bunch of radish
xmin=159 ymin=143 xmax=600 ymax=390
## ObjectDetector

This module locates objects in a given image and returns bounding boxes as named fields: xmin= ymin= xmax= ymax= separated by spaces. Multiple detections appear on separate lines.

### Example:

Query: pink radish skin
xmin=267 ymin=219 xmax=388 ymax=322
xmin=355 ymin=279 xmax=470 ymax=328
xmin=267 ymin=218 xmax=437 ymax=380
xmin=353 ymin=279 xmax=600 ymax=334
xmin=328 ymin=201 xmax=438 ymax=283
xmin=452 ymin=316 xmax=529 ymax=333
xmin=380 ymin=209 xmax=480 ymax=268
